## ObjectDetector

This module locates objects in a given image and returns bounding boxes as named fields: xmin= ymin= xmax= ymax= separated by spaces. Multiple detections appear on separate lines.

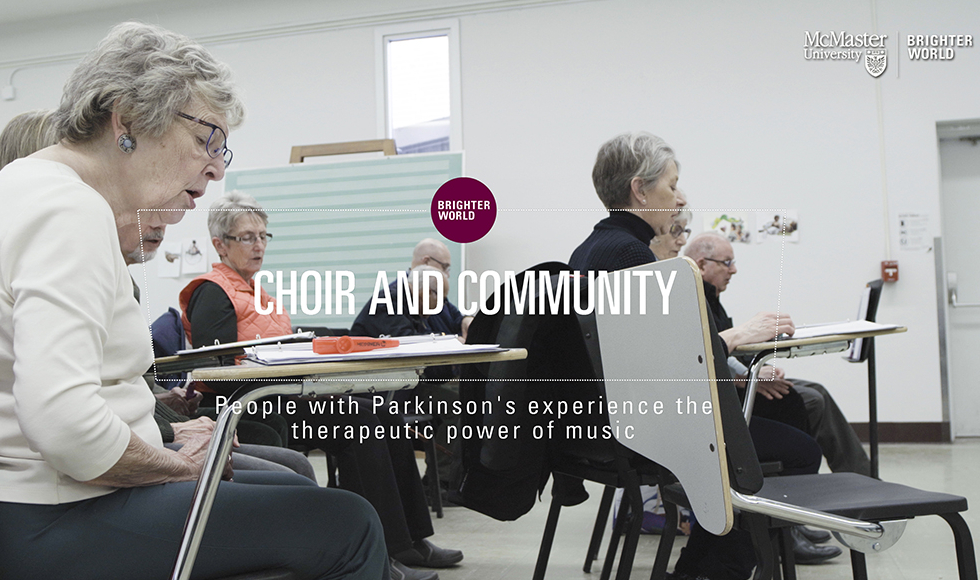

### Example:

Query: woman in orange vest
xmin=181 ymin=191 xmax=462 ymax=580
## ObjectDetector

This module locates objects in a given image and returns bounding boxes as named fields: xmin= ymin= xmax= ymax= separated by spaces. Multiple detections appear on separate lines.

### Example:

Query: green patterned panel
xmin=225 ymin=152 xmax=463 ymax=330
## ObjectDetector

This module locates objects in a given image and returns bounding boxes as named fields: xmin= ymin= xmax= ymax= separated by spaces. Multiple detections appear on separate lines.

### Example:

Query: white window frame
xmin=375 ymin=19 xmax=462 ymax=152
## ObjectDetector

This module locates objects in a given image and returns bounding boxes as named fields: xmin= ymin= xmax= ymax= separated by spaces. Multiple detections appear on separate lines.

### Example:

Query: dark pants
xmin=291 ymin=395 xmax=435 ymax=555
xmin=674 ymin=417 xmax=822 ymax=580
xmin=394 ymin=380 xmax=461 ymax=485
xmin=792 ymin=379 xmax=871 ymax=475
xmin=0 ymin=471 xmax=388 ymax=580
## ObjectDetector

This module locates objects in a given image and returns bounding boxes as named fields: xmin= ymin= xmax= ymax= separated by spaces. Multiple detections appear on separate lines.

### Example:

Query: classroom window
xmin=380 ymin=23 xmax=459 ymax=154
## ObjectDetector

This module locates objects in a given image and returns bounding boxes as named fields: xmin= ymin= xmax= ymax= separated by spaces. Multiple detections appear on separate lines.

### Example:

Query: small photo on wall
xmin=158 ymin=242 xmax=182 ymax=278
xmin=704 ymin=213 xmax=752 ymax=244
xmin=181 ymin=239 xmax=208 ymax=275
xmin=755 ymin=210 xmax=800 ymax=244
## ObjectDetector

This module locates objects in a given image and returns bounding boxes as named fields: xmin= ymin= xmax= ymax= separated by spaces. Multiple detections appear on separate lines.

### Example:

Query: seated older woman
xmin=0 ymin=22 xmax=386 ymax=579
xmin=570 ymin=132 xmax=821 ymax=580
xmin=0 ymin=109 xmax=57 ymax=169
xmin=649 ymin=206 xmax=692 ymax=261
xmin=181 ymin=192 xmax=463 ymax=580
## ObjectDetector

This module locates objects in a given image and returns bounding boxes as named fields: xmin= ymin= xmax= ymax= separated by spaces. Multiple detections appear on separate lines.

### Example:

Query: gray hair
xmin=592 ymin=131 xmax=679 ymax=209
xmin=53 ymin=22 xmax=245 ymax=144
xmin=676 ymin=209 xmax=693 ymax=225
xmin=208 ymin=190 xmax=268 ymax=239
xmin=0 ymin=110 xmax=57 ymax=169
xmin=683 ymin=232 xmax=727 ymax=262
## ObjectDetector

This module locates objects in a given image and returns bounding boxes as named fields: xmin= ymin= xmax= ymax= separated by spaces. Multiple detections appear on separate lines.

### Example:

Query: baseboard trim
xmin=850 ymin=422 xmax=951 ymax=443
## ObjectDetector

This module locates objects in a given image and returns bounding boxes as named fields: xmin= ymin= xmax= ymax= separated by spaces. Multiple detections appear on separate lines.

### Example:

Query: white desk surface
xmin=190 ymin=348 xmax=527 ymax=381
xmin=733 ymin=326 xmax=907 ymax=355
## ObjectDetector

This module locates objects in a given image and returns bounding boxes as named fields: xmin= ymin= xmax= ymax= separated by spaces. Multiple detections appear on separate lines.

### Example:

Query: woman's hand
xmin=172 ymin=416 xmax=239 ymax=448
xmin=155 ymin=387 xmax=203 ymax=416
xmin=172 ymin=416 xmax=215 ymax=445
xmin=172 ymin=429 xmax=235 ymax=482
xmin=84 ymin=425 xmax=235 ymax=488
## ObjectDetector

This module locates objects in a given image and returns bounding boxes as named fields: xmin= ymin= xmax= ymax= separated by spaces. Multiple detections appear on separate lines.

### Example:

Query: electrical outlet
xmin=1 ymin=86 xmax=15 ymax=101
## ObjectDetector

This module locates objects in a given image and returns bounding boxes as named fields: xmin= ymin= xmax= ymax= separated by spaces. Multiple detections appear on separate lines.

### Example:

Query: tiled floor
xmin=315 ymin=439 xmax=980 ymax=579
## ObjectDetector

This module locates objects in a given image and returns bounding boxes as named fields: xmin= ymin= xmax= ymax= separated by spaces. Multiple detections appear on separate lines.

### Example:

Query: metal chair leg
xmin=423 ymin=433 xmax=443 ymax=518
xmin=770 ymin=532 xmax=782 ymax=580
xmin=533 ymin=496 xmax=563 ymax=580
xmin=745 ymin=513 xmax=775 ymax=580
xmin=940 ymin=512 xmax=979 ymax=580
xmin=649 ymin=500 xmax=678 ymax=580
xmin=615 ymin=472 xmax=644 ymax=580
xmin=849 ymin=550 xmax=869 ymax=580
xmin=601 ymin=492 xmax=632 ymax=580
xmin=778 ymin=527 xmax=796 ymax=580
xmin=584 ymin=487 xmax=616 ymax=572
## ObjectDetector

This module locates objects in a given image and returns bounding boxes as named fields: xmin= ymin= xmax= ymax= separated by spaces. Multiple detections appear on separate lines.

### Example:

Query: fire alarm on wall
xmin=881 ymin=260 xmax=899 ymax=282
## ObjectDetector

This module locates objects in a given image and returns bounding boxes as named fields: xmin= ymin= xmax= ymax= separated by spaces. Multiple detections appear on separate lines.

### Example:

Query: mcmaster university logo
xmin=803 ymin=31 xmax=889 ymax=78
xmin=865 ymin=49 xmax=887 ymax=77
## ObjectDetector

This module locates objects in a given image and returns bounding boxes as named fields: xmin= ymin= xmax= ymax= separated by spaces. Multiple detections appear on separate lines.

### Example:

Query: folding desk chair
xmin=453 ymin=260 xmax=763 ymax=580
xmin=590 ymin=262 xmax=976 ymax=580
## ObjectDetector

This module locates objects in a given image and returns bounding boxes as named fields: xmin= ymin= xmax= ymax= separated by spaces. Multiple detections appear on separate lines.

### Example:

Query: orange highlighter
xmin=313 ymin=336 xmax=400 ymax=355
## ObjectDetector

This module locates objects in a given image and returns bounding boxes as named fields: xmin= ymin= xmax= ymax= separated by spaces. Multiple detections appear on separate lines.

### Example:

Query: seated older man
xmin=352 ymin=238 xmax=471 ymax=340
xmin=351 ymin=238 xmax=474 ymax=492
xmin=684 ymin=232 xmax=871 ymax=476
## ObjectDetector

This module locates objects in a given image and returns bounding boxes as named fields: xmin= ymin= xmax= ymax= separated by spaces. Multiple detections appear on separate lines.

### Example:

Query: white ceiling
xmin=0 ymin=0 xmax=159 ymax=25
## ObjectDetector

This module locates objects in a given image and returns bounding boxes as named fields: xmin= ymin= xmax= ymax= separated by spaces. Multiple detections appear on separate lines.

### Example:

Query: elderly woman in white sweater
xmin=0 ymin=22 xmax=386 ymax=579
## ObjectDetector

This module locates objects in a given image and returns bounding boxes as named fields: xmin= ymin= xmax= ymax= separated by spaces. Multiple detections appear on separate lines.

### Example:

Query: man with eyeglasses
xmin=351 ymin=238 xmax=473 ymax=493
xmin=685 ymin=232 xmax=868 ymax=562
xmin=686 ymin=232 xmax=868 ymax=471
xmin=685 ymin=233 xmax=853 ymax=564
xmin=353 ymin=238 xmax=472 ymax=341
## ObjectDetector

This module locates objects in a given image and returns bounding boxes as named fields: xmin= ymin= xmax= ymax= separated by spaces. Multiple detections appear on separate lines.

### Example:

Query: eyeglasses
xmin=704 ymin=257 xmax=736 ymax=268
xmin=176 ymin=112 xmax=233 ymax=168
xmin=426 ymin=256 xmax=451 ymax=274
xmin=224 ymin=232 xmax=272 ymax=246
xmin=669 ymin=223 xmax=692 ymax=238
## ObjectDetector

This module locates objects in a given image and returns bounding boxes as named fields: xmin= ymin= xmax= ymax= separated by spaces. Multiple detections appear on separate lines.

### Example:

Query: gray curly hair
xmin=592 ymin=132 xmax=679 ymax=209
xmin=53 ymin=22 xmax=245 ymax=143
xmin=208 ymin=190 xmax=268 ymax=239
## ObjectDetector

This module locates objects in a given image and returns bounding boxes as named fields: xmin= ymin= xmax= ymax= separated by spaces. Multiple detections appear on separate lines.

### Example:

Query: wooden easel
xmin=289 ymin=139 xmax=397 ymax=163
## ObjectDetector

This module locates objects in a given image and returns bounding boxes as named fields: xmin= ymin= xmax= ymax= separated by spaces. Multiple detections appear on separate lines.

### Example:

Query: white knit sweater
xmin=0 ymin=158 xmax=161 ymax=504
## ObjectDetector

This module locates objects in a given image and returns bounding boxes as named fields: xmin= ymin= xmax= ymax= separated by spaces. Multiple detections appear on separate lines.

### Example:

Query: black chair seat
xmin=756 ymin=472 xmax=968 ymax=523
xmin=663 ymin=473 xmax=968 ymax=524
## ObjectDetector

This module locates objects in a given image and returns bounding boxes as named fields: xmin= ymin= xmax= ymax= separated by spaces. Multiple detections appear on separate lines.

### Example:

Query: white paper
xmin=898 ymin=213 xmax=929 ymax=252
xmin=787 ymin=320 xmax=900 ymax=340
xmin=247 ymin=338 xmax=502 ymax=365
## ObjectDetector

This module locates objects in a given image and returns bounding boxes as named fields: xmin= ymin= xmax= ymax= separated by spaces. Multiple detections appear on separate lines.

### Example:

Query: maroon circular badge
xmin=430 ymin=177 xmax=497 ymax=244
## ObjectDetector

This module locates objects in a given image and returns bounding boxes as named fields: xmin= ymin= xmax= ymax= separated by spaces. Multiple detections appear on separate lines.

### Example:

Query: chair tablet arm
xmin=730 ymin=490 xmax=907 ymax=553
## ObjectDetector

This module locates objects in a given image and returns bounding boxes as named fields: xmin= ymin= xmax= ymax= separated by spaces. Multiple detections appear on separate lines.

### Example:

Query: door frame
xmin=933 ymin=235 xmax=954 ymax=439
